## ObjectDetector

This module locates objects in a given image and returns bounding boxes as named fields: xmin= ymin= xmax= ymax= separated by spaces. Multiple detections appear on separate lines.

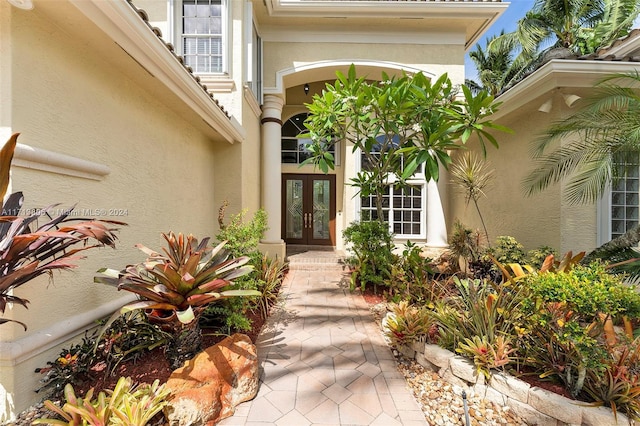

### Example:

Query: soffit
xmin=491 ymin=59 xmax=640 ymax=121
xmin=252 ymin=0 xmax=508 ymax=50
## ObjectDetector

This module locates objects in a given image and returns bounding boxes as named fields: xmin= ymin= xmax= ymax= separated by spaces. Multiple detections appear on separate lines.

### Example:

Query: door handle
xmin=303 ymin=213 xmax=312 ymax=229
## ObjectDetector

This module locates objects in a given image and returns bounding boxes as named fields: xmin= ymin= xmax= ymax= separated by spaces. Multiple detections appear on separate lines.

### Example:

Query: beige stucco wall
xmin=263 ymin=41 xmax=465 ymax=89
xmin=449 ymin=97 xmax=597 ymax=254
xmin=0 ymin=3 xmax=245 ymax=417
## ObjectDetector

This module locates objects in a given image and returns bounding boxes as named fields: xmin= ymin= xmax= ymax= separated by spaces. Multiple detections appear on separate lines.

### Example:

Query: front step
xmin=287 ymin=250 xmax=349 ymax=271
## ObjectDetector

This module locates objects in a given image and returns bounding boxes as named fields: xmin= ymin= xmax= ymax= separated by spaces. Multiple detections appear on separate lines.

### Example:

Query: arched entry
xmin=280 ymin=113 xmax=336 ymax=246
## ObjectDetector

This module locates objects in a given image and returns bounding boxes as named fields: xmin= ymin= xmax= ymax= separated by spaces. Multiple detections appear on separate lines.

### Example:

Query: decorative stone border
xmin=398 ymin=340 xmax=632 ymax=426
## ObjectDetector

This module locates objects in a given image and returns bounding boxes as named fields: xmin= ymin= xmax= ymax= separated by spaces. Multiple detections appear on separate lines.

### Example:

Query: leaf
xmin=0 ymin=133 xmax=18 ymax=202
xmin=176 ymin=306 xmax=195 ymax=324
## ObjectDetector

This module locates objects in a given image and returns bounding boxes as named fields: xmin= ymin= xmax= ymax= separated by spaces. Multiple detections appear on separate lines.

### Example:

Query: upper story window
xmin=181 ymin=0 xmax=226 ymax=74
xmin=281 ymin=113 xmax=335 ymax=164
xmin=245 ymin=1 xmax=262 ymax=101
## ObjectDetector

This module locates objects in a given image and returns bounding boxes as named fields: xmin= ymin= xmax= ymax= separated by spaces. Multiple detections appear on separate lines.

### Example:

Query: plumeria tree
xmin=302 ymin=64 xmax=509 ymax=221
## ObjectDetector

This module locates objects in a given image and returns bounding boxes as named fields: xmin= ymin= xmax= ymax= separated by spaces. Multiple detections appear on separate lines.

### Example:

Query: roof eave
xmin=69 ymin=0 xmax=245 ymax=144
xmin=491 ymin=59 xmax=638 ymax=121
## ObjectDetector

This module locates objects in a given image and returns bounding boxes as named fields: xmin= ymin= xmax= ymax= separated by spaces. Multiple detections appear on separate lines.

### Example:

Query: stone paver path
xmin=218 ymin=268 xmax=428 ymax=426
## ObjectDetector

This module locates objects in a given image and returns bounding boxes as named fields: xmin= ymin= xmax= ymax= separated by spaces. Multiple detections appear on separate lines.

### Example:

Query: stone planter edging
xmin=398 ymin=340 xmax=632 ymax=425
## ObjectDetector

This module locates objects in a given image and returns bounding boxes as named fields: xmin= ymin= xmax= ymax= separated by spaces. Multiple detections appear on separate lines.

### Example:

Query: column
xmin=426 ymin=162 xmax=449 ymax=247
xmin=258 ymin=95 xmax=286 ymax=260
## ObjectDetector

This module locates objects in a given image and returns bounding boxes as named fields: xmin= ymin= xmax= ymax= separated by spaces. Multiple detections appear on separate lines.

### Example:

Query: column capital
xmin=261 ymin=95 xmax=285 ymax=120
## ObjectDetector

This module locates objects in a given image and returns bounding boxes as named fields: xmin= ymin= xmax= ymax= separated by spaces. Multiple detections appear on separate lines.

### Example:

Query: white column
xmin=426 ymin=166 xmax=448 ymax=247
xmin=258 ymin=95 xmax=286 ymax=259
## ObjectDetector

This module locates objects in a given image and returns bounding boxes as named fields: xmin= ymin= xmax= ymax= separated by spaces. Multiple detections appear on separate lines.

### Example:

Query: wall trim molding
xmin=0 ymin=295 xmax=135 ymax=367
xmin=13 ymin=144 xmax=111 ymax=180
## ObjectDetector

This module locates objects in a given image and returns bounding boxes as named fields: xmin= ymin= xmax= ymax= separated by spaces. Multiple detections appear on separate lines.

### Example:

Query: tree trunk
xmin=583 ymin=224 xmax=640 ymax=264
xmin=165 ymin=321 xmax=203 ymax=370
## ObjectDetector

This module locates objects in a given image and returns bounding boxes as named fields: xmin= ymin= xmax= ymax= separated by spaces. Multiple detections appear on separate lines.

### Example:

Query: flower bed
xmin=394 ymin=339 xmax=631 ymax=426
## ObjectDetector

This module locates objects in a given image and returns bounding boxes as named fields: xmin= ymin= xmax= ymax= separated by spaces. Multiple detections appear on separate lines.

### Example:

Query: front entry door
xmin=282 ymin=174 xmax=336 ymax=245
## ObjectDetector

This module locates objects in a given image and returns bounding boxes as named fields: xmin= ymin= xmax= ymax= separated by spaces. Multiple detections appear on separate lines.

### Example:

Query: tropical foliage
xmin=0 ymin=133 xmax=121 ymax=330
xmin=524 ymin=71 xmax=640 ymax=205
xmin=509 ymin=0 xmax=640 ymax=57
xmin=95 ymin=232 xmax=259 ymax=368
xmin=468 ymin=0 xmax=640 ymax=93
xmin=450 ymin=152 xmax=495 ymax=243
xmin=34 ymin=377 xmax=170 ymax=426
xmin=342 ymin=220 xmax=396 ymax=291
xmin=302 ymin=64 xmax=509 ymax=220
xmin=466 ymin=30 xmax=537 ymax=96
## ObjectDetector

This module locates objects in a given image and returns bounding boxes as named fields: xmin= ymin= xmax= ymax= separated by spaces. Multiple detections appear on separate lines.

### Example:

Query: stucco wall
xmin=449 ymin=99 xmax=596 ymax=254
xmin=0 ymin=4 xmax=239 ymax=417
xmin=263 ymin=41 xmax=465 ymax=88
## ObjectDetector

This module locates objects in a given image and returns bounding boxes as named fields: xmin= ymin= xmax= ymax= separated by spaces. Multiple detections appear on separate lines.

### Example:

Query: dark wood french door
xmin=282 ymin=174 xmax=336 ymax=245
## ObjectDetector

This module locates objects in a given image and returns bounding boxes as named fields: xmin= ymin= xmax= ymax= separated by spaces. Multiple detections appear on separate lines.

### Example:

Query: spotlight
xmin=304 ymin=83 xmax=310 ymax=95
xmin=538 ymin=99 xmax=553 ymax=113
xmin=563 ymin=94 xmax=581 ymax=107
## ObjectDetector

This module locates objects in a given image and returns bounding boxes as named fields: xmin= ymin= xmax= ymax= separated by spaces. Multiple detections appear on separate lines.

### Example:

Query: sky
xmin=464 ymin=0 xmax=535 ymax=82
xmin=464 ymin=0 xmax=640 ymax=82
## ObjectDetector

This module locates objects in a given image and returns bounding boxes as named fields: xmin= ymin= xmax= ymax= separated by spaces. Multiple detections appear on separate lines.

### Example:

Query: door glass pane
xmin=312 ymin=179 xmax=330 ymax=240
xmin=285 ymin=180 xmax=303 ymax=239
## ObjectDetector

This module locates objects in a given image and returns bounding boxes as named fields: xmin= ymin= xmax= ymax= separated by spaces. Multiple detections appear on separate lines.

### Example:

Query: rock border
xmin=403 ymin=341 xmax=631 ymax=426
xmin=381 ymin=312 xmax=632 ymax=426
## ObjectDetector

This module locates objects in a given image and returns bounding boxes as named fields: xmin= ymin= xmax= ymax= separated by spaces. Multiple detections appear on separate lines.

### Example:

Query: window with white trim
xmin=246 ymin=2 xmax=262 ymax=101
xmin=181 ymin=0 xmax=226 ymax=74
xmin=357 ymin=139 xmax=427 ymax=239
xmin=281 ymin=113 xmax=336 ymax=164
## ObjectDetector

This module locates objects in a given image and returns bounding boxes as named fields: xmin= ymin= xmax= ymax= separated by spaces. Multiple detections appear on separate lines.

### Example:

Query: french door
xmin=282 ymin=174 xmax=336 ymax=245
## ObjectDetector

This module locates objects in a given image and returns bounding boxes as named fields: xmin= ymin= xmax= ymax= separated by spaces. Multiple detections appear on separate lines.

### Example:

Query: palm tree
xmin=524 ymin=71 xmax=640 ymax=205
xmin=510 ymin=0 xmax=639 ymax=57
xmin=466 ymin=31 xmax=536 ymax=96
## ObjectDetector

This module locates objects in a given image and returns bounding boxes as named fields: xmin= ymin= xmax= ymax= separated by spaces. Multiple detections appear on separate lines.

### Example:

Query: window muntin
xmin=182 ymin=0 xmax=224 ymax=74
xmin=281 ymin=113 xmax=335 ymax=164
xmin=611 ymin=156 xmax=640 ymax=239
xmin=358 ymin=142 xmax=426 ymax=239
xmin=360 ymin=135 xmax=424 ymax=177
xmin=361 ymin=185 xmax=424 ymax=237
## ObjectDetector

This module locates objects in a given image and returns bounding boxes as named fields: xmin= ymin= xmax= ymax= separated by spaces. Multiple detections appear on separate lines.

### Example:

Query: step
xmin=287 ymin=250 xmax=349 ymax=271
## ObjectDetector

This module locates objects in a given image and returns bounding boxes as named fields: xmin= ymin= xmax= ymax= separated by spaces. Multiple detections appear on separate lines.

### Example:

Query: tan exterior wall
xmin=263 ymin=41 xmax=466 ymax=88
xmin=449 ymin=100 xmax=596 ymax=254
xmin=0 ymin=5 xmax=235 ymax=417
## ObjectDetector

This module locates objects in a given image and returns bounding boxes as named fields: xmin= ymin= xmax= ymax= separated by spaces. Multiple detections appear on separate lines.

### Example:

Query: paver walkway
xmin=218 ymin=265 xmax=429 ymax=426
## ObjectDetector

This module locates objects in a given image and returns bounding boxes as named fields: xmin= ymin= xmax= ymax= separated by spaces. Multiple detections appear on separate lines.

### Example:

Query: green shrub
xmin=487 ymin=235 xmax=526 ymax=265
xmin=207 ymin=204 xmax=270 ymax=334
xmin=388 ymin=241 xmax=441 ymax=304
xmin=217 ymin=203 xmax=268 ymax=263
xmin=527 ymin=245 xmax=558 ymax=269
xmin=524 ymin=262 xmax=640 ymax=320
xmin=35 ymin=332 xmax=99 ymax=399
xmin=343 ymin=220 xmax=396 ymax=291
xmin=519 ymin=262 xmax=640 ymax=397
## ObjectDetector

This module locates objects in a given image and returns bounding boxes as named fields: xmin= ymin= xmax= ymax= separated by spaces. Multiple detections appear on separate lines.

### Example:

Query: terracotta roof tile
xmin=125 ymin=0 xmax=231 ymax=119
xmin=597 ymin=28 xmax=640 ymax=55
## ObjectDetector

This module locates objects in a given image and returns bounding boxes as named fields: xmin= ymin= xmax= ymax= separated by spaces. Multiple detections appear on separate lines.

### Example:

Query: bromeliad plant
xmin=34 ymin=377 xmax=171 ymax=426
xmin=95 ymin=232 xmax=260 ymax=368
xmin=0 ymin=133 xmax=121 ymax=330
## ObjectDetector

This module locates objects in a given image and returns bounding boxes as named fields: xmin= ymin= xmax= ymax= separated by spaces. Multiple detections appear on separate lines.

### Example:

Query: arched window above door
xmin=281 ymin=113 xmax=335 ymax=164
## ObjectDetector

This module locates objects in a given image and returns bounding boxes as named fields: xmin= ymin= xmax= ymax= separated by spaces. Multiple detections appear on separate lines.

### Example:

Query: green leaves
xmin=524 ymin=71 xmax=640 ymax=204
xmin=95 ymin=233 xmax=257 ymax=338
xmin=302 ymin=64 xmax=508 ymax=220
